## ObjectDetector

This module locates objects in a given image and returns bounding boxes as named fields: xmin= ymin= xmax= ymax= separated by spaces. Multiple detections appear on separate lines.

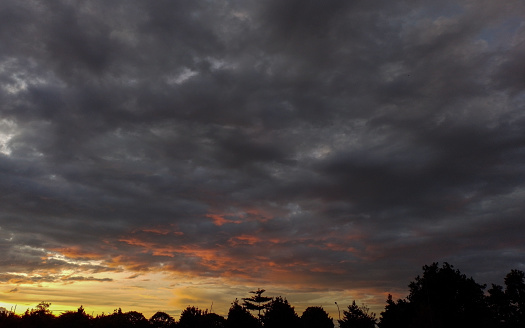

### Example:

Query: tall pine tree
xmin=242 ymin=289 xmax=273 ymax=319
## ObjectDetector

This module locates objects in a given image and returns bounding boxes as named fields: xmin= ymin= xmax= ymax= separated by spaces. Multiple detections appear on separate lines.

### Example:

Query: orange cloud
xmin=48 ymin=246 xmax=107 ymax=260
xmin=116 ymin=237 xmax=236 ymax=273
xmin=205 ymin=205 xmax=276 ymax=226
xmin=132 ymin=225 xmax=185 ymax=236
xmin=322 ymin=243 xmax=359 ymax=253
xmin=227 ymin=234 xmax=261 ymax=246
xmin=206 ymin=213 xmax=242 ymax=226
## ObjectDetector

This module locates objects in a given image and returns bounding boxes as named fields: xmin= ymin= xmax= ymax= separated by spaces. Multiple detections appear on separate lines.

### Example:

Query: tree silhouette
xmin=22 ymin=301 xmax=55 ymax=328
xmin=379 ymin=295 xmax=411 ymax=328
xmin=124 ymin=311 xmax=149 ymax=328
xmin=56 ymin=306 xmax=92 ymax=328
xmin=93 ymin=308 xmax=151 ymax=328
xmin=301 ymin=306 xmax=334 ymax=328
xmin=0 ymin=311 xmax=21 ymax=328
xmin=338 ymin=301 xmax=376 ymax=328
xmin=488 ymin=269 xmax=525 ymax=328
xmin=226 ymin=299 xmax=260 ymax=328
xmin=150 ymin=311 xmax=176 ymax=328
xmin=505 ymin=269 xmax=525 ymax=327
xmin=262 ymin=296 xmax=301 ymax=328
xmin=178 ymin=306 xmax=204 ymax=328
xmin=242 ymin=288 xmax=272 ymax=319
xmin=409 ymin=262 xmax=490 ymax=328
xmin=202 ymin=312 xmax=226 ymax=328
xmin=178 ymin=306 xmax=226 ymax=328
xmin=380 ymin=262 xmax=492 ymax=328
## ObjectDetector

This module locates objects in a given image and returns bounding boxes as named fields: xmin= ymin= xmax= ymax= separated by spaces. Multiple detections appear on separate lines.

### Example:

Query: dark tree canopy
xmin=178 ymin=306 xmax=226 ymax=328
xmin=380 ymin=262 xmax=492 ymax=328
xmin=338 ymin=301 xmax=377 ymax=328
xmin=488 ymin=269 xmax=525 ymax=328
xmin=149 ymin=311 xmax=176 ymax=328
xmin=125 ymin=311 xmax=149 ymax=328
xmin=94 ymin=308 xmax=150 ymax=328
xmin=505 ymin=269 xmax=525 ymax=322
xmin=379 ymin=295 xmax=411 ymax=328
xmin=56 ymin=306 xmax=92 ymax=328
xmin=178 ymin=306 xmax=204 ymax=328
xmin=21 ymin=301 xmax=55 ymax=328
xmin=262 ymin=296 xmax=301 ymax=328
xmin=301 ymin=306 xmax=334 ymax=328
xmin=226 ymin=299 xmax=261 ymax=328
xmin=202 ymin=312 xmax=227 ymax=328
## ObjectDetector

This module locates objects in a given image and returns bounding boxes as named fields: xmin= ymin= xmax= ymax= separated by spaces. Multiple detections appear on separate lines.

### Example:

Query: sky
xmin=1 ymin=0 xmax=525 ymax=320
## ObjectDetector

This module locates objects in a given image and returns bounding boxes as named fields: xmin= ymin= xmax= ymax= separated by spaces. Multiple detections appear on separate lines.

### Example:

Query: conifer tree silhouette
xmin=242 ymin=289 xmax=272 ymax=319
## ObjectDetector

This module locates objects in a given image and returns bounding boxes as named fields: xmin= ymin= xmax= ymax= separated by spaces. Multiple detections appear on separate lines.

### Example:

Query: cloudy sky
xmin=1 ymin=0 xmax=525 ymax=319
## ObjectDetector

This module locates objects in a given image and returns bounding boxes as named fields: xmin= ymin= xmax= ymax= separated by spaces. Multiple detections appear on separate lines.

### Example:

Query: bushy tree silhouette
xmin=380 ymin=262 xmax=492 ymax=328
xmin=178 ymin=306 xmax=226 ymax=328
xmin=226 ymin=299 xmax=260 ymax=328
xmin=379 ymin=295 xmax=411 ymax=328
xmin=21 ymin=301 xmax=55 ymax=328
xmin=488 ymin=283 xmax=509 ymax=326
xmin=504 ymin=269 xmax=525 ymax=327
xmin=178 ymin=306 xmax=204 ymax=328
xmin=262 ymin=296 xmax=301 ymax=328
xmin=202 ymin=312 xmax=226 ymax=328
xmin=338 ymin=301 xmax=376 ymax=328
xmin=0 ymin=311 xmax=21 ymax=328
xmin=488 ymin=269 xmax=525 ymax=328
xmin=149 ymin=311 xmax=176 ymax=328
xmin=301 ymin=306 xmax=334 ymax=328
xmin=93 ymin=308 xmax=149 ymax=328
xmin=56 ymin=306 xmax=92 ymax=328
xmin=125 ymin=311 xmax=149 ymax=328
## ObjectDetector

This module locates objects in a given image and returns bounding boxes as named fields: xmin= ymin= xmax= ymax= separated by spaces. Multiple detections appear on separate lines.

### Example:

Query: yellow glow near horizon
xmin=0 ymin=246 xmax=395 ymax=320
xmin=1 ymin=270 xmax=180 ymax=317
xmin=0 ymin=269 xmax=393 ymax=321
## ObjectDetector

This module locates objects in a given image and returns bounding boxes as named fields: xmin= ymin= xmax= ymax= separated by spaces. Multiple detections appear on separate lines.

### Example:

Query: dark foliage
xmin=21 ymin=301 xmax=55 ymax=328
xmin=226 ymin=299 xmax=260 ymax=328
xmin=0 ymin=311 xmax=22 ymax=328
xmin=178 ymin=306 xmax=225 ymax=328
xmin=56 ymin=306 xmax=92 ymax=328
xmin=262 ymin=296 xmax=301 ymax=328
xmin=380 ymin=262 xmax=493 ymax=328
xmin=93 ymin=308 xmax=149 ymax=328
xmin=202 ymin=313 xmax=226 ymax=328
xmin=378 ymin=295 xmax=411 ymax=328
xmin=178 ymin=306 xmax=204 ymax=328
xmin=149 ymin=311 xmax=176 ymax=328
xmin=301 ymin=306 xmax=334 ymax=328
xmin=338 ymin=301 xmax=377 ymax=328
xmin=487 ymin=269 xmax=525 ymax=328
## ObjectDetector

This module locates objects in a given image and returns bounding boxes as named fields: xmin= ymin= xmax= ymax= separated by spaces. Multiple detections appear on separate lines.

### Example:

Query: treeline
xmin=1 ymin=262 xmax=524 ymax=328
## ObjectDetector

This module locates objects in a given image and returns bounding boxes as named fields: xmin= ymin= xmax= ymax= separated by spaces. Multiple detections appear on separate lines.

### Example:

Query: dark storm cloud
xmin=1 ymin=0 xmax=524 ymax=305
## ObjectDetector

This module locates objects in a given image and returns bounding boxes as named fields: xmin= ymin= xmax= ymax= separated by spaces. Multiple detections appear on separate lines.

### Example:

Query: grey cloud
xmin=62 ymin=276 xmax=113 ymax=282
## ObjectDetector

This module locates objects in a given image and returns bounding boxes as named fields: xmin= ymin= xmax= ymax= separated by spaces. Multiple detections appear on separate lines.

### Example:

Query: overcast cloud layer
xmin=1 ymin=0 xmax=525 ymax=315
